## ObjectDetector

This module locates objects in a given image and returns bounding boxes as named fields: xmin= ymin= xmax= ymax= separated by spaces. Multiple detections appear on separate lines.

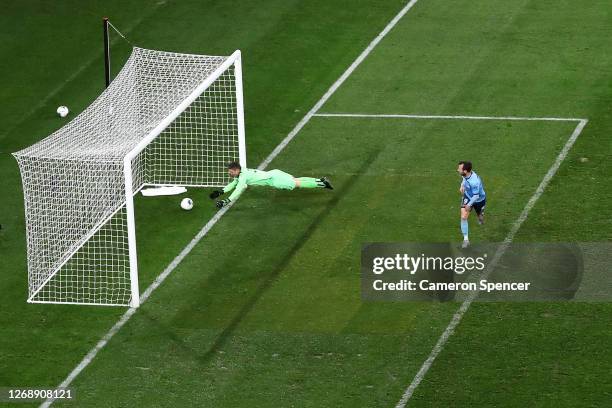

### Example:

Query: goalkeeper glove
xmin=209 ymin=190 xmax=224 ymax=199
xmin=216 ymin=199 xmax=230 ymax=209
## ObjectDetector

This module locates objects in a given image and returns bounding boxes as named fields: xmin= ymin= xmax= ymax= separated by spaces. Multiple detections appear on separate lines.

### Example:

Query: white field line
xmin=394 ymin=118 xmax=588 ymax=407
xmin=40 ymin=1 xmax=421 ymax=406
xmin=258 ymin=0 xmax=421 ymax=170
xmin=314 ymin=113 xmax=586 ymax=122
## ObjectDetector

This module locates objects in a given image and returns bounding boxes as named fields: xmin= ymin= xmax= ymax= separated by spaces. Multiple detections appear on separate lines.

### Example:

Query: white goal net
xmin=13 ymin=47 xmax=246 ymax=307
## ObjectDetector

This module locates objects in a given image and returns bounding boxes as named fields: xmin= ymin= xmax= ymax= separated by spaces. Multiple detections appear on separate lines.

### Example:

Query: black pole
xmin=103 ymin=17 xmax=110 ymax=88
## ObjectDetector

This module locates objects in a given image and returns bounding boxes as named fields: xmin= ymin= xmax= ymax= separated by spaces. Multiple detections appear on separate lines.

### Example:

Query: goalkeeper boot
xmin=461 ymin=239 xmax=470 ymax=249
xmin=320 ymin=177 xmax=334 ymax=190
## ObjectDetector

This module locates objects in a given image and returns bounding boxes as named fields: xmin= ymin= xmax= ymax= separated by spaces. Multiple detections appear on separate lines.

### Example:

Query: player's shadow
xmin=140 ymin=149 xmax=382 ymax=367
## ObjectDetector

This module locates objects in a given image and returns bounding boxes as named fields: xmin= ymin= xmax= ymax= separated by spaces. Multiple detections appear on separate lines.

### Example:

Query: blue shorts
xmin=462 ymin=197 xmax=486 ymax=215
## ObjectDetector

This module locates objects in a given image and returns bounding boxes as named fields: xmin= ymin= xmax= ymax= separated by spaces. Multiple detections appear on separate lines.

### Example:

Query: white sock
xmin=463 ymin=235 xmax=469 ymax=241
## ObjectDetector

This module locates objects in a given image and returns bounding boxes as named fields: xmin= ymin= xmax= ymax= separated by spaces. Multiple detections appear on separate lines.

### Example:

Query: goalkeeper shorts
xmin=268 ymin=169 xmax=296 ymax=190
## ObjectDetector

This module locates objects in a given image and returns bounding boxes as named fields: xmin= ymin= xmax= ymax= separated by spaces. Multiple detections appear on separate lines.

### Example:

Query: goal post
xmin=13 ymin=47 xmax=247 ymax=307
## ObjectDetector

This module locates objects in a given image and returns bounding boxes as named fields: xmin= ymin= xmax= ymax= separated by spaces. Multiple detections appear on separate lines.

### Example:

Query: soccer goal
xmin=13 ymin=47 xmax=247 ymax=307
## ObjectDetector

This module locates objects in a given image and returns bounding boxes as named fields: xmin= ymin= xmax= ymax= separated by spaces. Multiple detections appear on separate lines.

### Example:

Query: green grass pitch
xmin=1 ymin=0 xmax=611 ymax=407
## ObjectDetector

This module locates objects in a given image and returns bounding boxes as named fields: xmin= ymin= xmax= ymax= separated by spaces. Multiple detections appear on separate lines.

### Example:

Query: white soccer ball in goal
xmin=13 ymin=47 xmax=247 ymax=308
xmin=180 ymin=198 xmax=194 ymax=211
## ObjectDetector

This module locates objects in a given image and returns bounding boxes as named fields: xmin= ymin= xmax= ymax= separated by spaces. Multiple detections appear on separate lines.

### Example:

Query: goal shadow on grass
xmin=140 ymin=149 xmax=382 ymax=366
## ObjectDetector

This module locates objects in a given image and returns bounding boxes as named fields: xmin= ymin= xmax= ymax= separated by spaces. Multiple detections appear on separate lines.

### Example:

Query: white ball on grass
xmin=180 ymin=198 xmax=194 ymax=211
xmin=56 ymin=106 xmax=69 ymax=118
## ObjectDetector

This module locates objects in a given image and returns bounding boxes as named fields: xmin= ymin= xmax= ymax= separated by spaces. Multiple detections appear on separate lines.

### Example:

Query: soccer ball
xmin=180 ymin=198 xmax=194 ymax=211
xmin=56 ymin=106 xmax=69 ymax=118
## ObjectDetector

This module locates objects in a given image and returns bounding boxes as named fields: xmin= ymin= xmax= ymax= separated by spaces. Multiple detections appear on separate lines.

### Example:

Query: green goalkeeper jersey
xmin=223 ymin=168 xmax=296 ymax=201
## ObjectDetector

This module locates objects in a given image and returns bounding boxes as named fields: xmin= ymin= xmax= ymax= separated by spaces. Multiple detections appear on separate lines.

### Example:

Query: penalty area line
xmin=316 ymin=112 xmax=589 ymax=405
xmin=394 ymin=118 xmax=588 ymax=407
xmin=40 ymin=1 xmax=422 ymax=407
xmin=314 ymin=112 xmax=587 ymax=122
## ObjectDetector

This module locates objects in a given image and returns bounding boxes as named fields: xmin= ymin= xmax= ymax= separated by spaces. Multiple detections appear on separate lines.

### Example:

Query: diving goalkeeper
xmin=210 ymin=162 xmax=333 ymax=208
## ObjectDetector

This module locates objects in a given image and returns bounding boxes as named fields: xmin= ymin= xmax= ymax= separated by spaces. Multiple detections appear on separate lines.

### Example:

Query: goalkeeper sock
xmin=297 ymin=177 xmax=324 ymax=188
xmin=461 ymin=219 xmax=469 ymax=240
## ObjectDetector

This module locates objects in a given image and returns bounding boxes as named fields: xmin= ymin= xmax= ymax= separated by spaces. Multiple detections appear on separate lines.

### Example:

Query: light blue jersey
xmin=462 ymin=171 xmax=486 ymax=206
